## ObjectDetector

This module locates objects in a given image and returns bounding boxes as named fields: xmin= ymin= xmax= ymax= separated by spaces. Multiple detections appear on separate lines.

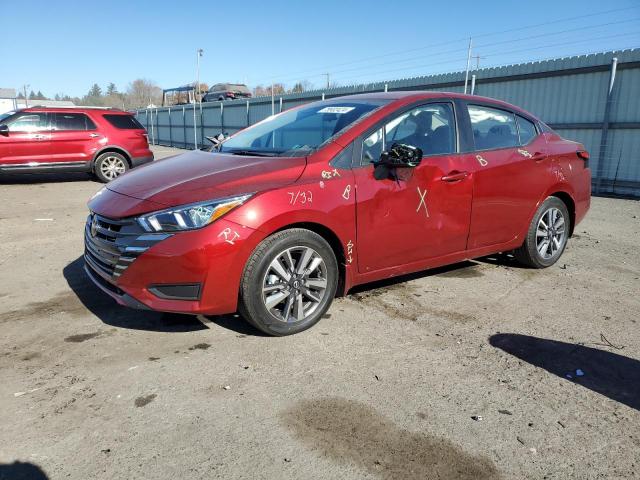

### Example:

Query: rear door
xmin=465 ymin=103 xmax=552 ymax=249
xmin=0 ymin=111 xmax=51 ymax=167
xmin=353 ymin=101 xmax=474 ymax=273
xmin=49 ymin=112 xmax=100 ymax=166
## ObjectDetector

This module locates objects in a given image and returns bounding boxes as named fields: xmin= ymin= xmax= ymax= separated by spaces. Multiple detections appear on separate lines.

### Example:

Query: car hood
xmin=106 ymin=149 xmax=306 ymax=207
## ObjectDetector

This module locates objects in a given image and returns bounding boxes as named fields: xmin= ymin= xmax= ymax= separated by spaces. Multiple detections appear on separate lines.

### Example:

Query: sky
xmin=1 ymin=0 xmax=639 ymax=98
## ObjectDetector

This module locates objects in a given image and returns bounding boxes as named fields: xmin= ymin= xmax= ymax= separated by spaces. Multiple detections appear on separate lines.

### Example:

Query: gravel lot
xmin=1 ymin=146 xmax=639 ymax=479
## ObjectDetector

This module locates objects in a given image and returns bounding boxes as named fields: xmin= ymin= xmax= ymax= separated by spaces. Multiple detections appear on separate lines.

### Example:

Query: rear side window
xmin=516 ymin=115 xmax=537 ymax=145
xmin=468 ymin=105 xmax=518 ymax=150
xmin=103 ymin=114 xmax=145 ymax=130
xmin=54 ymin=113 xmax=97 ymax=131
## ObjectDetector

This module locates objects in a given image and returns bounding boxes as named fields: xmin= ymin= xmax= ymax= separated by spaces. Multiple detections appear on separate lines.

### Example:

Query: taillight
xmin=577 ymin=150 xmax=589 ymax=161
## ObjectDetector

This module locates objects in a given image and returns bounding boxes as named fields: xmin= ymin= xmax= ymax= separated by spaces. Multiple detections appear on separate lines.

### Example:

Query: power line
xmin=332 ymin=33 xmax=639 ymax=85
xmin=263 ymin=5 xmax=639 ymax=82
xmin=272 ymin=19 xmax=639 ymax=85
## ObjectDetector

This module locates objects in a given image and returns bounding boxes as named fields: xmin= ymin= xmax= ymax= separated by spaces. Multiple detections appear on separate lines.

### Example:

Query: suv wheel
xmin=94 ymin=152 xmax=129 ymax=182
xmin=514 ymin=196 xmax=570 ymax=268
xmin=239 ymin=229 xmax=338 ymax=336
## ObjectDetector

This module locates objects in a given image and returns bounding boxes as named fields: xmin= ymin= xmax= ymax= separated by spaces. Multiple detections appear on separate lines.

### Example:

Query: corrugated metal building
xmin=137 ymin=48 xmax=640 ymax=197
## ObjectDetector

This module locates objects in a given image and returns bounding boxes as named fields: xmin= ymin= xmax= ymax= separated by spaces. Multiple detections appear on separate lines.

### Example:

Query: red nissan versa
xmin=85 ymin=92 xmax=591 ymax=336
xmin=0 ymin=107 xmax=153 ymax=182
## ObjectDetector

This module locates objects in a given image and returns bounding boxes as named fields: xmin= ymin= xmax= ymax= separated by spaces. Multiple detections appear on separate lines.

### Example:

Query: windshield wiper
xmin=225 ymin=149 xmax=280 ymax=157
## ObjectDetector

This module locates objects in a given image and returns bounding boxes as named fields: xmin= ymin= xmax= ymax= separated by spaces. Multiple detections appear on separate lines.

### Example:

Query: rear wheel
xmin=239 ymin=229 xmax=338 ymax=336
xmin=514 ymin=196 xmax=570 ymax=268
xmin=94 ymin=152 xmax=129 ymax=183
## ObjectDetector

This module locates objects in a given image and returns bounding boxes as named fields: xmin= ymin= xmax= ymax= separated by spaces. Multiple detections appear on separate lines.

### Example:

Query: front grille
xmin=84 ymin=213 xmax=170 ymax=281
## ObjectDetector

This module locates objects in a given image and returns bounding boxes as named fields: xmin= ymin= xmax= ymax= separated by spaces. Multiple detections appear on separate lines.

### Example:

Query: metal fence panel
xmin=137 ymin=48 xmax=640 ymax=196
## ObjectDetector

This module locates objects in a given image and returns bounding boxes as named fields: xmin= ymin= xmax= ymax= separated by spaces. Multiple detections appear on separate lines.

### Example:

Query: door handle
xmin=531 ymin=152 xmax=545 ymax=162
xmin=89 ymin=133 xmax=100 ymax=138
xmin=441 ymin=171 xmax=469 ymax=182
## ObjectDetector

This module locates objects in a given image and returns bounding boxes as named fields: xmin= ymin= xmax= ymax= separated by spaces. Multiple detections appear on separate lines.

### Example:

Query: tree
xmin=290 ymin=80 xmax=313 ymax=94
xmin=17 ymin=92 xmax=25 ymax=99
xmin=125 ymin=79 xmax=162 ymax=109
xmin=29 ymin=90 xmax=36 ymax=99
xmin=88 ymin=84 xmax=102 ymax=98
xmin=35 ymin=90 xmax=47 ymax=100
xmin=106 ymin=82 xmax=118 ymax=96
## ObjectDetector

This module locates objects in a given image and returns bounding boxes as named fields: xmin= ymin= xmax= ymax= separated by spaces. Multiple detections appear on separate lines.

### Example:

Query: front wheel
xmin=514 ymin=196 xmax=571 ymax=268
xmin=239 ymin=229 xmax=338 ymax=336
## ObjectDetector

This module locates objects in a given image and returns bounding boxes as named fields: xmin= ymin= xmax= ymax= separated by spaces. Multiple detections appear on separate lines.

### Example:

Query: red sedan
xmin=85 ymin=92 xmax=591 ymax=335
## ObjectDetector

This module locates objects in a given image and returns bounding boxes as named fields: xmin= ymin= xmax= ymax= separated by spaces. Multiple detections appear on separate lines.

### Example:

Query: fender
xmin=517 ymin=181 xmax=577 ymax=240
xmin=91 ymin=145 xmax=133 ymax=167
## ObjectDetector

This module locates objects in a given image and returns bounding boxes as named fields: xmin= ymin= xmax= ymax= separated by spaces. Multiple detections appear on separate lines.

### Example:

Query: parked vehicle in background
xmin=203 ymin=83 xmax=252 ymax=102
xmin=85 ymin=92 xmax=591 ymax=336
xmin=0 ymin=107 xmax=153 ymax=182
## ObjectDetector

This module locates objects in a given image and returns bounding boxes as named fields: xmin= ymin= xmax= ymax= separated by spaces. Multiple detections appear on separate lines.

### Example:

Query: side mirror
xmin=0 ymin=124 xmax=8 ymax=136
xmin=373 ymin=143 xmax=422 ymax=180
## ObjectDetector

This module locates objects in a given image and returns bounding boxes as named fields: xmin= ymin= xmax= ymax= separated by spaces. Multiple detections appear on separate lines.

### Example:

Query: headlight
xmin=138 ymin=194 xmax=252 ymax=232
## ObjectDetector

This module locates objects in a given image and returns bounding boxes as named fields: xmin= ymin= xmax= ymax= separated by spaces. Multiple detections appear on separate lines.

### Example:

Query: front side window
xmin=4 ymin=112 xmax=49 ymax=132
xmin=468 ymin=105 xmax=518 ymax=150
xmin=220 ymin=100 xmax=388 ymax=157
xmin=361 ymin=102 xmax=456 ymax=164
xmin=54 ymin=113 xmax=96 ymax=131
xmin=516 ymin=115 xmax=537 ymax=145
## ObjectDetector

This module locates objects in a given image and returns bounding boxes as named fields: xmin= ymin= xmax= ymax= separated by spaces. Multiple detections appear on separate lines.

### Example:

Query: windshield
xmin=0 ymin=111 xmax=15 ymax=123
xmin=219 ymin=99 xmax=388 ymax=157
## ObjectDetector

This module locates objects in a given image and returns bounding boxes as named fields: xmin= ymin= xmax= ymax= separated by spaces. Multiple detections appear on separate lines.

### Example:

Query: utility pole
xmin=196 ymin=48 xmax=204 ymax=105
xmin=271 ymin=83 xmax=275 ymax=115
xmin=464 ymin=37 xmax=472 ymax=94
xmin=193 ymin=48 xmax=203 ymax=149
xmin=322 ymin=73 xmax=330 ymax=89
xmin=23 ymin=84 xmax=29 ymax=107
xmin=472 ymin=54 xmax=485 ymax=70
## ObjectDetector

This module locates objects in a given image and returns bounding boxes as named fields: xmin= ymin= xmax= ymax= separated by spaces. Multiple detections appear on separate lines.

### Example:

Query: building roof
xmin=0 ymin=88 xmax=16 ymax=98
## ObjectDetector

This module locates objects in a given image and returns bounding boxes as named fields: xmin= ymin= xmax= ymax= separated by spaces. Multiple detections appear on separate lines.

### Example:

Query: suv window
xmin=5 ymin=112 xmax=49 ymax=132
xmin=516 ymin=115 xmax=537 ymax=145
xmin=468 ymin=105 xmax=518 ymax=150
xmin=54 ymin=112 xmax=97 ymax=131
xmin=103 ymin=114 xmax=145 ymax=130
xmin=362 ymin=103 xmax=456 ymax=164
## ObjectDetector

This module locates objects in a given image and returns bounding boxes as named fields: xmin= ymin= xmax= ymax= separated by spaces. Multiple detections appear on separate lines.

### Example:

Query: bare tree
xmin=126 ymin=79 xmax=162 ymax=109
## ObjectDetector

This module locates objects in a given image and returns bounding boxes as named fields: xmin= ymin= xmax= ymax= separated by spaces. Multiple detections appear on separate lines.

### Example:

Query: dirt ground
xmin=1 ymin=146 xmax=639 ymax=480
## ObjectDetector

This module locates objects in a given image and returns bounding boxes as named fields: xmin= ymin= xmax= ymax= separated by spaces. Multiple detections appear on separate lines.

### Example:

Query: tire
xmin=514 ymin=196 xmax=571 ymax=268
xmin=93 ymin=152 xmax=129 ymax=183
xmin=239 ymin=229 xmax=339 ymax=336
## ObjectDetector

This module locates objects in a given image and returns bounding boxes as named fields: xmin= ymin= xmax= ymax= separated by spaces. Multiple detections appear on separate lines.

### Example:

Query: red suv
xmin=0 ymin=107 xmax=153 ymax=182
xmin=85 ymin=92 xmax=591 ymax=335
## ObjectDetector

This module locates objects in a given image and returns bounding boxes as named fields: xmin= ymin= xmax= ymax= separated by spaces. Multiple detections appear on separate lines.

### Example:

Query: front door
xmin=0 ymin=111 xmax=51 ymax=167
xmin=353 ymin=102 xmax=473 ymax=273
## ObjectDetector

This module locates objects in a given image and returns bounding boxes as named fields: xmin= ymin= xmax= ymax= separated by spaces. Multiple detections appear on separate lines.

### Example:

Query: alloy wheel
xmin=261 ymin=246 xmax=328 ymax=323
xmin=536 ymin=207 xmax=567 ymax=260
xmin=100 ymin=156 xmax=126 ymax=180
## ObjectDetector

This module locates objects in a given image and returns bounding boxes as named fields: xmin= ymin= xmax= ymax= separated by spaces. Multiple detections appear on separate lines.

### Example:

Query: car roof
xmin=335 ymin=91 xmax=537 ymax=119
xmin=21 ymin=106 xmax=130 ymax=114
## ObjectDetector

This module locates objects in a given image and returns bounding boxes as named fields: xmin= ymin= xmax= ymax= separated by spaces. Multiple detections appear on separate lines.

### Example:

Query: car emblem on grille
xmin=90 ymin=215 xmax=99 ymax=237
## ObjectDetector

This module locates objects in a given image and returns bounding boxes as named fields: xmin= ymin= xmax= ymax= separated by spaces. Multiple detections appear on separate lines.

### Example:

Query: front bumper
xmin=84 ymin=213 xmax=263 ymax=315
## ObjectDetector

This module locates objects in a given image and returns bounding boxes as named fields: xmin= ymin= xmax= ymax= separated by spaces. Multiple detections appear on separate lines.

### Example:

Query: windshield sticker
xmin=318 ymin=106 xmax=355 ymax=114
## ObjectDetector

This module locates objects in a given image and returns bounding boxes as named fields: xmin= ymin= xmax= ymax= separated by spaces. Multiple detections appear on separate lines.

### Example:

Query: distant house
xmin=0 ymin=88 xmax=18 ymax=115
xmin=0 ymin=88 xmax=77 ymax=115
xmin=15 ymin=99 xmax=76 ymax=109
